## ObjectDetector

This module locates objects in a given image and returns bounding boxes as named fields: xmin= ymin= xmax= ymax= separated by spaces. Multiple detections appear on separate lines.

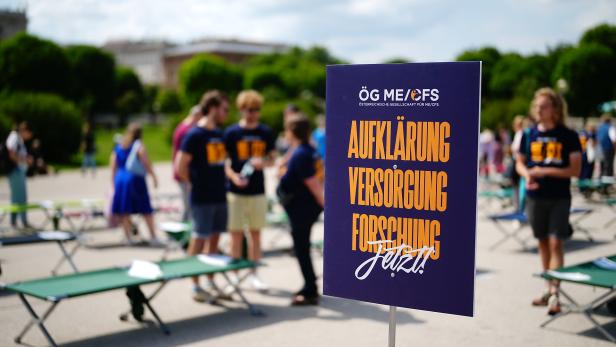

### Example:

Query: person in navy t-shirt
xmin=175 ymin=90 xmax=229 ymax=303
xmin=277 ymin=114 xmax=324 ymax=306
xmin=224 ymin=90 xmax=276 ymax=292
xmin=516 ymin=87 xmax=582 ymax=316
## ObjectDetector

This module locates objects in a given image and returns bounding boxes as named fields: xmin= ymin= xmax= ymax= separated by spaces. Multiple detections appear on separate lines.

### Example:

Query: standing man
xmin=172 ymin=105 xmax=203 ymax=222
xmin=224 ymin=90 xmax=276 ymax=291
xmin=175 ymin=90 xmax=229 ymax=302
xmin=597 ymin=114 xmax=616 ymax=178
xmin=5 ymin=121 xmax=33 ymax=229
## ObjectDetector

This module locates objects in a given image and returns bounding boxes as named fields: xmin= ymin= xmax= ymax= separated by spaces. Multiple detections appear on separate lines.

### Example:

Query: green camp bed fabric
xmin=541 ymin=254 xmax=616 ymax=289
xmin=6 ymin=257 xmax=255 ymax=301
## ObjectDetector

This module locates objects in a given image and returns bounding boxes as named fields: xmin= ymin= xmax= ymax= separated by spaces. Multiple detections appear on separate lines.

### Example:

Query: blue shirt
xmin=597 ymin=122 xmax=614 ymax=153
xmin=520 ymin=125 xmax=582 ymax=199
xmin=180 ymin=126 xmax=227 ymax=204
xmin=224 ymin=123 xmax=275 ymax=195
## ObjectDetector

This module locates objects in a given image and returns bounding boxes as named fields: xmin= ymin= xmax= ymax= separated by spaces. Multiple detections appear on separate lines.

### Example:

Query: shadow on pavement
xmin=58 ymin=296 xmax=423 ymax=347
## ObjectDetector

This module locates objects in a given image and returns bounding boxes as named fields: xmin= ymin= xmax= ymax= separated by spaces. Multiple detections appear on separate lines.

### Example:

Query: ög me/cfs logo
xmin=359 ymin=86 xmax=440 ymax=102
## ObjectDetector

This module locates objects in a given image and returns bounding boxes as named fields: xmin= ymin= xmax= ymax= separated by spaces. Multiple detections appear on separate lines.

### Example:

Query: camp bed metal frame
xmin=488 ymin=212 xmax=530 ymax=250
xmin=0 ymin=203 xmax=52 ymax=230
xmin=0 ymin=231 xmax=80 ymax=275
xmin=4 ymin=257 xmax=261 ymax=347
xmin=537 ymin=255 xmax=616 ymax=343
xmin=488 ymin=208 xmax=596 ymax=250
xmin=603 ymin=198 xmax=616 ymax=232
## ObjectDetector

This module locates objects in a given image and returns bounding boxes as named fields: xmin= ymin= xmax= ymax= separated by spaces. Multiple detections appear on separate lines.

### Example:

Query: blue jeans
xmin=8 ymin=167 xmax=28 ymax=227
xmin=82 ymin=152 xmax=96 ymax=174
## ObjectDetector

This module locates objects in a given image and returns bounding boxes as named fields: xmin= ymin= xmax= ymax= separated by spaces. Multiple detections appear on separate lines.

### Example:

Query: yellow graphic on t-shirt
xmin=579 ymin=135 xmax=587 ymax=152
xmin=530 ymin=140 xmax=563 ymax=164
xmin=315 ymin=158 xmax=325 ymax=182
xmin=206 ymin=142 xmax=226 ymax=165
xmin=237 ymin=139 xmax=266 ymax=161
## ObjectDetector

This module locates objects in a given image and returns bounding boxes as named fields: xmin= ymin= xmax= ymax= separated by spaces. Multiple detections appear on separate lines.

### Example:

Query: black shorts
xmin=525 ymin=197 xmax=571 ymax=240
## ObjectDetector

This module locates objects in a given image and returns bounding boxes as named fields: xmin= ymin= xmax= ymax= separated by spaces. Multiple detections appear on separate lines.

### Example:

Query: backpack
xmin=0 ymin=142 xmax=16 ymax=174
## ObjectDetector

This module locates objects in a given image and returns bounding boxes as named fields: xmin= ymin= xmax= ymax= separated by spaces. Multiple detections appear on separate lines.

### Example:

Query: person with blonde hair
xmin=224 ymin=90 xmax=276 ymax=291
xmin=516 ymin=87 xmax=581 ymax=315
xmin=110 ymin=122 xmax=161 ymax=245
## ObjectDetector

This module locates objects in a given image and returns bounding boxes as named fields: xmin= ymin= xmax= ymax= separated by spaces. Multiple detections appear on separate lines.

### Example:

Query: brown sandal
xmin=532 ymin=292 xmax=550 ymax=306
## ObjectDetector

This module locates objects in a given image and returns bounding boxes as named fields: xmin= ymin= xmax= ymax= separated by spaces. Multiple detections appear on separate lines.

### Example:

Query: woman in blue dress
xmin=110 ymin=122 xmax=161 ymax=245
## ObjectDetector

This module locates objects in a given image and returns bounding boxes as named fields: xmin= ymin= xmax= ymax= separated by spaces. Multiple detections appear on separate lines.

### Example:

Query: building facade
xmin=104 ymin=38 xmax=288 ymax=87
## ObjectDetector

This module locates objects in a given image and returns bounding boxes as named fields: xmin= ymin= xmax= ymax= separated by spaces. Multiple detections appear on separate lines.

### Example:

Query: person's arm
xmin=304 ymin=175 xmax=324 ymax=208
xmin=109 ymin=151 xmax=117 ymax=187
xmin=528 ymin=152 xmax=582 ymax=179
xmin=225 ymin=159 xmax=248 ymax=188
xmin=515 ymin=152 xmax=530 ymax=180
xmin=175 ymin=151 xmax=192 ymax=183
xmin=138 ymin=145 xmax=158 ymax=188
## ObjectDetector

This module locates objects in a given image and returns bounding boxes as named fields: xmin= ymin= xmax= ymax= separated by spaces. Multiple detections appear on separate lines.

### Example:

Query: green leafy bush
xmin=0 ymin=92 xmax=83 ymax=162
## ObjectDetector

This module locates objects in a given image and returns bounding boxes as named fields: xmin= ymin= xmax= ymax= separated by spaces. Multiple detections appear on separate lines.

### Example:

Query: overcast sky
xmin=1 ymin=0 xmax=615 ymax=63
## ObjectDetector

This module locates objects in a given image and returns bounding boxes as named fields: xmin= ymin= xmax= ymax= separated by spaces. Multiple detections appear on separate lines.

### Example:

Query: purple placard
xmin=323 ymin=62 xmax=481 ymax=317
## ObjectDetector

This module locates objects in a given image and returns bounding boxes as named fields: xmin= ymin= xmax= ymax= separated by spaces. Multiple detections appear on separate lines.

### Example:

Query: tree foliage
xmin=65 ymin=45 xmax=116 ymax=113
xmin=0 ymin=34 xmax=71 ymax=97
xmin=179 ymin=54 xmax=242 ymax=105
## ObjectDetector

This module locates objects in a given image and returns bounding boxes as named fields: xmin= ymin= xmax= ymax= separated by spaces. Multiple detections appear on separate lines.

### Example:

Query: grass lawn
xmin=52 ymin=123 xmax=173 ymax=171
xmin=94 ymin=123 xmax=172 ymax=166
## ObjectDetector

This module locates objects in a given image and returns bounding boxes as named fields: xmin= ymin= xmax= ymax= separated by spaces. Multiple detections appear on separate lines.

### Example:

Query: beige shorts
xmin=227 ymin=193 xmax=267 ymax=231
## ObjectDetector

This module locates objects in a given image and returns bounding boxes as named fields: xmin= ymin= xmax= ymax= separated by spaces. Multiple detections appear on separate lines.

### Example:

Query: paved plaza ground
xmin=1 ymin=163 xmax=615 ymax=346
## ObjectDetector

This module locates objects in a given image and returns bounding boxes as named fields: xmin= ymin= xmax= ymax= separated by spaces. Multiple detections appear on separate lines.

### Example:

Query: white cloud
xmin=4 ymin=0 xmax=616 ymax=62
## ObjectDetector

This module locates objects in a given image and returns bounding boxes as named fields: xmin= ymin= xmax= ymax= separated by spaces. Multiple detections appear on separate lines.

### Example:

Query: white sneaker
xmin=250 ymin=273 xmax=269 ymax=292
xmin=192 ymin=287 xmax=211 ymax=303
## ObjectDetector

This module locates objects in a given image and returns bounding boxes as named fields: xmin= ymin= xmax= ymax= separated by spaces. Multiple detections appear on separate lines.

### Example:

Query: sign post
xmin=324 ymin=62 xmax=482 ymax=343
xmin=388 ymin=306 xmax=396 ymax=347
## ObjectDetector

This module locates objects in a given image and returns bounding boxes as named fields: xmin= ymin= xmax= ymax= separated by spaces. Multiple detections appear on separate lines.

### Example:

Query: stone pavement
xmin=0 ymin=163 xmax=615 ymax=346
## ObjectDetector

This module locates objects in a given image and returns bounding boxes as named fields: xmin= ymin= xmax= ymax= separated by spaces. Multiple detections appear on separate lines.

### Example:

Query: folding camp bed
xmin=488 ymin=207 xmax=596 ymax=250
xmin=0 ymin=203 xmax=51 ymax=229
xmin=478 ymin=187 xmax=514 ymax=208
xmin=159 ymin=221 xmax=191 ymax=260
xmin=537 ymin=255 xmax=616 ymax=343
xmin=603 ymin=198 xmax=616 ymax=231
xmin=3 ymin=256 xmax=260 ymax=347
xmin=0 ymin=231 xmax=80 ymax=275
xmin=37 ymin=199 xmax=106 ymax=232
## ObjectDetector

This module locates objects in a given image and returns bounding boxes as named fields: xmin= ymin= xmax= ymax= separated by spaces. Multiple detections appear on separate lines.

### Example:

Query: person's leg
xmin=527 ymin=197 xmax=551 ymax=305
xmin=230 ymin=232 xmax=244 ymax=259
xmin=119 ymin=215 xmax=133 ymax=241
xmin=178 ymin=182 xmax=191 ymax=223
xmin=548 ymin=237 xmax=564 ymax=287
xmin=143 ymin=213 xmax=157 ymax=239
xmin=248 ymin=229 xmax=261 ymax=262
xmin=8 ymin=168 xmax=20 ymax=227
xmin=289 ymin=216 xmax=318 ymax=297
xmin=227 ymin=193 xmax=245 ymax=260
xmin=188 ymin=237 xmax=207 ymax=286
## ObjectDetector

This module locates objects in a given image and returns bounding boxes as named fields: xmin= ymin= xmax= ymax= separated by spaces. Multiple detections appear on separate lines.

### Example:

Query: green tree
xmin=0 ymin=33 xmax=71 ymax=97
xmin=65 ymin=45 xmax=116 ymax=114
xmin=490 ymin=54 xmax=550 ymax=99
xmin=178 ymin=54 xmax=242 ymax=105
xmin=143 ymin=84 xmax=160 ymax=115
xmin=382 ymin=58 xmax=412 ymax=64
xmin=115 ymin=66 xmax=144 ymax=125
xmin=0 ymin=92 xmax=82 ymax=162
xmin=156 ymin=89 xmax=183 ymax=114
xmin=553 ymin=43 xmax=616 ymax=116
xmin=580 ymin=23 xmax=616 ymax=54
xmin=456 ymin=47 xmax=501 ymax=99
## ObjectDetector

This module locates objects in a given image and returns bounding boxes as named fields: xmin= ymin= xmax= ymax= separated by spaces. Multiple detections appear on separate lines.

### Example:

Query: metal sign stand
xmin=388 ymin=306 xmax=397 ymax=347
